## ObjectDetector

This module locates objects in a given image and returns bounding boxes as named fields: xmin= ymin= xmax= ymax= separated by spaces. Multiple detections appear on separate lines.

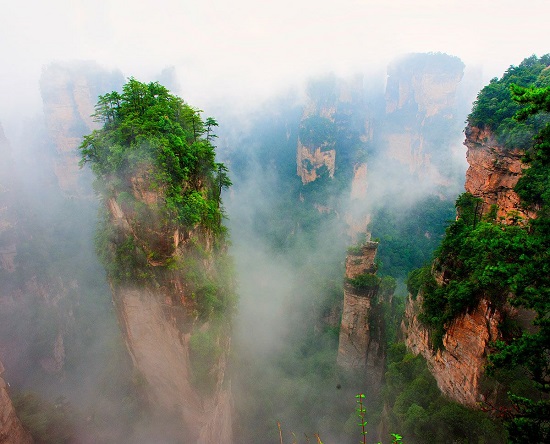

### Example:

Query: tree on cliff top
xmin=79 ymin=78 xmax=231 ymax=233
xmin=467 ymin=54 xmax=550 ymax=149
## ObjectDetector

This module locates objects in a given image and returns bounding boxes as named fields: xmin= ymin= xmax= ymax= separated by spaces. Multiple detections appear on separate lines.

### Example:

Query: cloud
xmin=2 ymin=0 xmax=549 ymax=130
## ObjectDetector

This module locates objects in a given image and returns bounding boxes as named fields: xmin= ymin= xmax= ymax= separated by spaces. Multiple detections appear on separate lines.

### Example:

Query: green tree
xmin=79 ymin=78 xmax=230 ymax=233
xmin=486 ymin=83 xmax=550 ymax=442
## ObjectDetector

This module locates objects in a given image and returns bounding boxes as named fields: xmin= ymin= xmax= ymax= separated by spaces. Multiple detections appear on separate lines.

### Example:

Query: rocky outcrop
xmin=381 ymin=53 xmax=466 ymax=188
xmin=337 ymin=241 xmax=386 ymax=392
xmin=464 ymin=125 xmax=534 ymax=221
xmin=40 ymin=62 xmax=123 ymax=195
xmin=403 ymin=295 xmax=503 ymax=406
xmin=113 ymin=287 xmax=232 ymax=443
xmin=402 ymin=122 xmax=537 ymax=407
xmin=104 ymin=159 xmax=233 ymax=443
xmin=0 ymin=360 xmax=33 ymax=444
xmin=296 ymin=140 xmax=336 ymax=184
xmin=385 ymin=54 xmax=464 ymax=117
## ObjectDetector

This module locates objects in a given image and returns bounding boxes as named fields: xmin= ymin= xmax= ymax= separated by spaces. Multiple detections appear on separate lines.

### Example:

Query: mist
xmin=1 ymin=1 xmax=549 ymax=443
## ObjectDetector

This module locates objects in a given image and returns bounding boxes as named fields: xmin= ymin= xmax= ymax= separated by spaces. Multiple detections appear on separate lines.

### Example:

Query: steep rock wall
xmin=113 ymin=287 xmax=232 ymax=443
xmin=337 ymin=242 xmax=385 ymax=392
xmin=105 ymin=168 xmax=233 ymax=443
xmin=403 ymin=295 xmax=503 ymax=406
xmin=385 ymin=59 xmax=463 ymax=117
xmin=0 ymin=361 xmax=33 ymax=444
xmin=464 ymin=125 xmax=534 ymax=221
xmin=296 ymin=141 xmax=336 ymax=184
xmin=403 ymin=123 xmax=536 ymax=406
xmin=382 ymin=54 xmax=465 ymax=188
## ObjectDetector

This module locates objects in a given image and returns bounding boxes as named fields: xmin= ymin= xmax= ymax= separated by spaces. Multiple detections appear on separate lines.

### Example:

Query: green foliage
xmin=299 ymin=115 xmax=337 ymax=147
xmin=355 ymin=393 xmax=368 ymax=444
xmin=467 ymin=54 xmax=550 ymax=149
xmin=370 ymin=195 xmax=455 ymax=279
xmin=416 ymin=71 xmax=550 ymax=440
xmin=80 ymin=79 xmax=235 ymax=320
xmin=79 ymin=78 xmax=230 ymax=233
xmin=346 ymin=244 xmax=363 ymax=255
xmin=415 ymin=192 xmax=533 ymax=348
xmin=347 ymin=273 xmax=381 ymax=290
xmin=13 ymin=393 xmax=77 ymax=443
xmin=405 ymin=265 xmax=431 ymax=298
xmin=383 ymin=344 xmax=506 ymax=443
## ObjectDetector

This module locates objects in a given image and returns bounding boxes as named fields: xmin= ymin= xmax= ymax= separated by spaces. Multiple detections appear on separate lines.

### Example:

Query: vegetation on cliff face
xmin=79 ymin=78 xmax=234 ymax=319
xmin=467 ymin=55 xmax=550 ymax=149
xmin=412 ymin=57 xmax=550 ymax=441
xmin=384 ymin=344 xmax=505 ymax=443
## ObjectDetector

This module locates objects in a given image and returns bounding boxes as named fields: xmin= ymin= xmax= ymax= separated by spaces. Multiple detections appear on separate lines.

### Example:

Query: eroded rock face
xmin=296 ymin=140 xmax=336 ymax=184
xmin=402 ymin=123 xmax=537 ymax=407
xmin=403 ymin=295 xmax=503 ymax=406
xmin=40 ymin=62 xmax=123 ymax=195
xmin=382 ymin=54 xmax=465 ymax=187
xmin=464 ymin=125 xmax=534 ymax=221
xmin=105 ymin=172 xmax=233 ymax=443
xmin=113 ymin=288 xmax=232 ymax=443
xmin=337 ymin=242 xmax=385 ymax=392
xmin=385 ymin=56 xmax=464 ymax=117
xmin=0 ymin=361 xmax=33 ymax=444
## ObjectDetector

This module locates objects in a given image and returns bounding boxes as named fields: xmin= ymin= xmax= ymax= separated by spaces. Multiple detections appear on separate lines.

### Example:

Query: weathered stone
xmin=464 ymin=125 xmax=535 ymax=221
xmin=296 ymin=141 xmax=336 ymax=184
xmin=404 ymin=295 xmax=503 ymax=406
xmin=337 ymin=241 xmax=386 ymax=394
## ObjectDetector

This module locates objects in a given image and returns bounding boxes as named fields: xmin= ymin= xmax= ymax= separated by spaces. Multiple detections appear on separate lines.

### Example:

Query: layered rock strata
xmin=464 ymin=125 xmax=534 ymax=221
xmin=337 ymin=241 xmax=385 ymax=391
xmin=403 ymin=122 xmax=535 ymax=406
xmin=403 ymin=295 xmax=503 ymax=406
xmin=105 ymin=164 xmax=233 ymax=444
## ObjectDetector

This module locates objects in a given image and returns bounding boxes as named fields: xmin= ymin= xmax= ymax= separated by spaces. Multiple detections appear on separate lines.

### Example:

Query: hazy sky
xmin=1 ymin=0 xmax=549 ymax=131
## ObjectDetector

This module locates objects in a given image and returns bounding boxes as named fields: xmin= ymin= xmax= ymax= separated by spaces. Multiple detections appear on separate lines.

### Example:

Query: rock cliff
xmin=83 ymin=81 xmax=235 ymax=443
xmin=0 ymin=361 xmax=32 ymax=444
xmin=381 ymin=53 xmax=465 ymax=187
xmin=39 ymin=62 xmax=123 ymax=195
xmin=337 ymin=241 xmax=386 ymax=392
xmin=464 ymin=125 xmax=534 ymax=221
xmin=403 ymin=295 xmax=503 ymax=406
xmin=385 ymin=54 xmax=464 ymax=118
xmin=296 ymin=140 xmax=336 ymax=184
xmin=106 ymin=181 xmax=233 ymax=444
xmin=402 ymin=120 xmax=536 ymax=406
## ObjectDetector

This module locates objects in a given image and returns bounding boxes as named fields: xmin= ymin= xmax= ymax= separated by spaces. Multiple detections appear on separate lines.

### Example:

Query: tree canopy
xmin=79 ymin=78 xmax=230 ymax=233
xmin=467 ymin=55 xmax=550 ymax=149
